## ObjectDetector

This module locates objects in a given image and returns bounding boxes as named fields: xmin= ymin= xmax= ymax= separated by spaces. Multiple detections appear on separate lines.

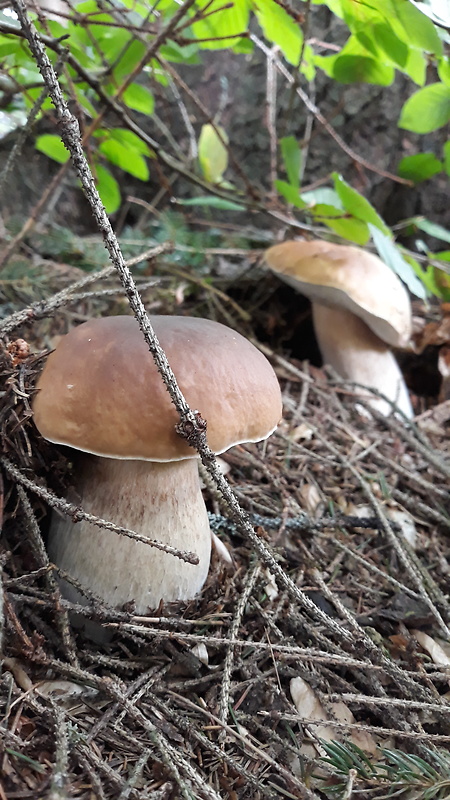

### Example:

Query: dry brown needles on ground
xmin=1 ymin=266 xmax=450 ymax=800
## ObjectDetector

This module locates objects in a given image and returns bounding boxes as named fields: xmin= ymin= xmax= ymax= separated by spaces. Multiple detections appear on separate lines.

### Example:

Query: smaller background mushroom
xmin=265 ymin=240 xmax=413 ymax=417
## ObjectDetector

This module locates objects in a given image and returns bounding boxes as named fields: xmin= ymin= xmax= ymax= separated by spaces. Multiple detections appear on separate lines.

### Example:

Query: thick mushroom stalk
xmin=32 ymin=315 xmax=282 ymax=613
xmin=49 ymin=455 xmax=211 ymax=612
xmin=312 ymin=305 xmax=413 ymax=417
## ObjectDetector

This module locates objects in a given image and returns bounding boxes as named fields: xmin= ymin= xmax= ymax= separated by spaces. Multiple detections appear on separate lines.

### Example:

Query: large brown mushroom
xmin=32 ymin=315 xmax=282 ymax=612
xmin=265 ymin=240 xmax=413 ymax=417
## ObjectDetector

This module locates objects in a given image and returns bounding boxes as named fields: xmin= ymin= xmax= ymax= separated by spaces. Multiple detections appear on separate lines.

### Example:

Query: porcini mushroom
xmin=265 ymin=240 xmax=413 ymax=417
xmin=32 ymin=315 xmax=282 ymax=612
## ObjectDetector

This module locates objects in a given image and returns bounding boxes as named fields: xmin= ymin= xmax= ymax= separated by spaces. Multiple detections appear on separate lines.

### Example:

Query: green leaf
xmin=407 ymin=254 xmax=443 ymax=299
xmin=72 ymin=0 xmax=106 ymax=13
xmin=0 ymin=38 xmax=20 ymax=57
xmin=95 ymin=164 xmax=121 ymax=214
xmin=443 ymin=141 xmax=450 ymax=175
xmin=198 ymin=123 xmax=228 ymax=184
xmin=36 ymin=134 xmax=69 ymax=164
xmin=96 ymin=28 xmax=132 ymax=60
xmin=315 ymin=35 xmax=394 ymax=85
xmin=369 ymin=224 xmax=427 ymax=299
xmin=41 ymin=19 xmax=68 ymax=38
xmin=122 ymin=84 xmax=154 ymax=115
xmin=370 ymin=22 xmax=408 ymax=68
xmin=254 ymin=0 xmax=303 ymax=65
xmin=301 ymin=187 xmax=343 ymax=208
xmin=311 ymin=204 xmax=370 ymax=244
xmin=399 ymin=83 xmax=450 ymax=133
xmin=24 ymin=87 xmax=53 ymax=111
xmin=275 ymin=180 xmax=306 ymax=208
xmin=176 ymin=196 xmax=245 ymax=210
xmin=332 ymin=54 xmax=394 ymax=85
xmin=438 ymin=57 xmax=450 ymax=88
xmin=159 ymin=42 xmax=199 ymax=64
xmin=317 ymin=1 xmax=426 ymax=83
xmin=397 ymin=153 xmax=443 ymax=183
xmin=155 ymin=0 xmax=185 ymax=14
xmin=112 ymin=39 xmax=147 ymax=82
xmin=99 ymin=140 xmax=149 ymax=180
xmin=280 ymin=136 xmax=301 ymax=189
xmin=121 ymin=0 xmax=159 ymax=13
xmin=353 ymin=30 xmax=379 ymax=58
xmin=300 ymin=43 xmax=316 ymax=81
xmin=332 ymin=173 xmax=390 ymax=234
xmin=387 ymin=0 xmax=443 ymax=56
xmin=409 ymin=216 xmax=450 ymax=245
xmin=401 ymin=46 xmax=426 ymax=87
xmin=312 ymin=0 xmax=343 ymax=18
xmin=234 ymin=38 xmax=254 ymax=55
xmin=102 ymin=128 xmax=152 ymax=156
xmin=192 ymin=0 xmax=249 ymax=50
xmin=74 ymin=85 xmax=97 ymax=118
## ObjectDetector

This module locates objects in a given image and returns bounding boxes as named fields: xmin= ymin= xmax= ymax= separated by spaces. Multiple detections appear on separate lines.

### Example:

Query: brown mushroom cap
xmin=264 ymin=240 xmax=412 ymax=348
xmin=33 ymin=315 xmax=282 ymax=461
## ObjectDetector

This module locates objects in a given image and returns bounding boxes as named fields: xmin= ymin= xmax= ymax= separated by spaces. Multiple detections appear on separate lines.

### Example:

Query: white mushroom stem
xmin=312 ymin=304 xmax=413 ymax=418
xmin=48 ymin=455 xmax=212 ymax=613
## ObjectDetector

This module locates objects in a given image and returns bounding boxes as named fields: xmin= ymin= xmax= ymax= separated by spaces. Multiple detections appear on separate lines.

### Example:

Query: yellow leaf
xmin=198 ymin=123 xmax=229 ymax=184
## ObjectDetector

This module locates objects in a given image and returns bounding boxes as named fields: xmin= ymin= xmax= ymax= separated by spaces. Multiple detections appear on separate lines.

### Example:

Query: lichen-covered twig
xmin=2 ymin=457 xmax=199 ymax=565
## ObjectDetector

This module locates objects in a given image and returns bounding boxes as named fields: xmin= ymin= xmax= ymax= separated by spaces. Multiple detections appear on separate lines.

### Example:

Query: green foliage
xmin=254 ymin=0 xmax=303 ymax=66
xmin=148 ymin=209 xmax=230 ymax=270
xmin=370 ymin=224 xmax=428 ymax=299
xmin=399 ymin=83 xmax=450 ymax=133
xmin=176 ymin=196 xmax=246 ymax=211
xmin=398 ymin=153 xmax=443 ymax=182
xmin=311 ymin=204 xmax=371 ymax=245
xmin=97 ymin=129 xmax=152 ymax=181
xmin=317 ymin=740 xmax=450 ymax=799
xmin=332 ymin=173 xmax=390 ymax=235
xmin=280 ymin=136 xmax=301 ymax=189
xmin=314 ymin=0 xmax=431 ymax=85
xmin=122 ymin=84 xmax=154 ymax=115
xmin=192 ymin=0 xmax=249 ymax=50
xmin=95 ymin=164 xmax=121 ymax=215
xmin=1 ymin=0 xmax=450 ymax=298
xmin=36 ymin=134 xmax=69 ymax=164
xmin=28 ymin=225 xmax=111 ymax=270
xmin=315 ymin=36 xmax=395 ymax=86
xmin=411 ymin=216 xmax=450 ymax=245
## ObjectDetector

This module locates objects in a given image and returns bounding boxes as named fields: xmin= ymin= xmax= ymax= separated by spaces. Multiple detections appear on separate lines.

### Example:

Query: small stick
xmin=2 ymin=458 xmax=198 ymax=565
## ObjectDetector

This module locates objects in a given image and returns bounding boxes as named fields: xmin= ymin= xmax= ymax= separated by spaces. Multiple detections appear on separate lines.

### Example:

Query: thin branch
xmin=2 ymin=457 xmax=199 ymax=565
xmin=0 ymin=242 xmax=171 ymax=335
xmin=250 ymin=33 xmax=412 ymax=186
xmin=219 ymin=560 xmax=260 ymax=733
xmin=16 ymin=485 xmax=78 ymax=666
xmin=265 ymin=44 xmax=278 ymax=198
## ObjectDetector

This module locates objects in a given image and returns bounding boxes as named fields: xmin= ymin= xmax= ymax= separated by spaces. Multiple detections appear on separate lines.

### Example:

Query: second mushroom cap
xmin=264 ymin=239 xmax=412 ymax=348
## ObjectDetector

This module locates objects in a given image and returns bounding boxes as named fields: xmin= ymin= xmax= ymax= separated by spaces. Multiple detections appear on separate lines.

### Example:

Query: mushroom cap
xmin=264 ymin=240 xmax=412 ymax=348
xmin=33 ymin=315 xmax=282 ymax=461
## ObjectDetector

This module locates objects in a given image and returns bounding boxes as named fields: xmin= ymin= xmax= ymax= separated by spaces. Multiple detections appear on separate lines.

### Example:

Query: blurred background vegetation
xmin=1 ymin=0 xmax=450 ymax=301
